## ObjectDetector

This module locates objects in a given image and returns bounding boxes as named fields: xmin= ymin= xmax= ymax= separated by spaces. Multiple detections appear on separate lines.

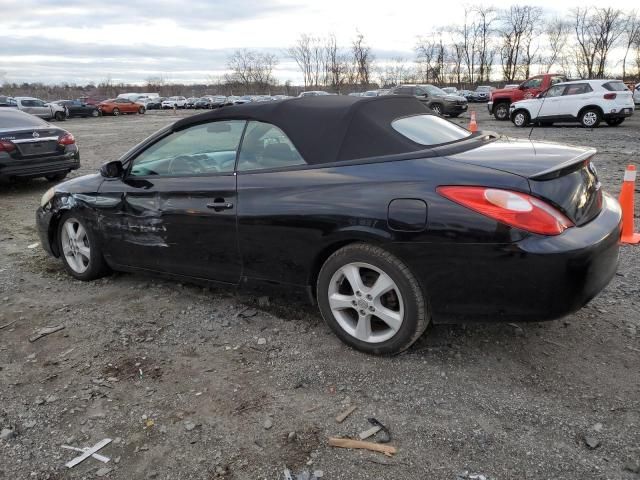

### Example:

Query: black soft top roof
xmin=172 ymin=95 xmax=431 ymax=164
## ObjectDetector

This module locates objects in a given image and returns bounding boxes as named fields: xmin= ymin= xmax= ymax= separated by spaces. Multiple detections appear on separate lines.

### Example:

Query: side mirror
xmin=100 ymin=160 xmax=124 ymax=178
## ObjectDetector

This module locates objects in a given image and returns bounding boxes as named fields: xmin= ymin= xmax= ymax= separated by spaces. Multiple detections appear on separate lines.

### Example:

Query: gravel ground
xmin=0 ymin=107 xmax=639 ymax=480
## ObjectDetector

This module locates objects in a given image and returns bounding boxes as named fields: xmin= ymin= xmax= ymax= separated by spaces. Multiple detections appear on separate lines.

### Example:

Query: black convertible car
xmin=36 ymin=96 xmax=621 ymax=354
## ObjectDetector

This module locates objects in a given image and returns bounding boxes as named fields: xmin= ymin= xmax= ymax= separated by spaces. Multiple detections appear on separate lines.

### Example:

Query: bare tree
xmin=474 ymin=6 xmax=497 ymax=82
xmin=621 ymin=11 xmax=640 ymax=80
xmin=352 ymin=32 xmax=374 ymax=86
xmin=544 ymin=18 xmax=570 ymax=72
xmin=573 ymin=7 xmax=625 ymax=78
xmin=226 ymin=49 xmax=279 ymax=93
xmin=499 ymin=6 xmax=540 ymax=81
xmin=287 ymin=35 xmax=314 ymax=88
xmin=460 ymin=8 xmax=479 ymax=83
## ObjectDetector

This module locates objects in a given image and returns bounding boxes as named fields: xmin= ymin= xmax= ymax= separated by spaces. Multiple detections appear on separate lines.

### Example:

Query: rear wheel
xmin=58 ymin=214 xmax=108 ymax=281
xmin=112 ymin=108 xmax=120 ymax=116
xmin=494 ymin=102 xmax=510 ymax=120
xmin=54 ymin=111 xmax=65 ymax=121
xmin=138 ymin=106 xmax=145 ymax=114
xmin=605 ymin=118 xmax=624 ymax=127
xmin=512 ymin=110 xmax=530 ymax=127
xmin=45 ymin=172 xmax=68 ymax=182
xmin=317 ymin=243 xmax=428 ymax=355
xmin=579 ymin=108 xmax=601 ymax=128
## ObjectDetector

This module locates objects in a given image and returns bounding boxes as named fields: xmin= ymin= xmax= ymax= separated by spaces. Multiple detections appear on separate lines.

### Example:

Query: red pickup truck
xmin=488 ymin=73 xmax=567 ymax=120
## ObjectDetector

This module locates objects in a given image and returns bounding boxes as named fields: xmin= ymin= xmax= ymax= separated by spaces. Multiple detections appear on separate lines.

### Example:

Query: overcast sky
xmin=0 ymin=0 xmax=634 ymax=85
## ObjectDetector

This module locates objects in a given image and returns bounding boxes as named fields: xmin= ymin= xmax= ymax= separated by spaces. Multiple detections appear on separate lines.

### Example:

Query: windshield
xmin=391 ymin=114 xmax=472 ymax=146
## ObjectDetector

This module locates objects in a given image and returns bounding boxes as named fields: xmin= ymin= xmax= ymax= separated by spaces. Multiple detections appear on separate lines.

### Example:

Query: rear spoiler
xmin=530 ymin=148 xmax=596 ymax=181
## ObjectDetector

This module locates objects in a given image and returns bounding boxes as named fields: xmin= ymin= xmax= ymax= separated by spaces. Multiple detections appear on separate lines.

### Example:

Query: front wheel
xmin=112 ymin=108 xmax=120 ymax=116
xmin=54 ymin=111 xmax=65 ymax=121
xmin=58 ymin=214 xmax=109 ymax=281
xmin=512 ymin=110 xmax=530 ymax=127
xmin=605 ymin=118 xmax=624 ymax=127
xmin=494 ymin=102 xmax=510 ymax=120
xmin=430 ymin=103 xmax=443 ymax=116
xmin=579 ymin=108 xmax=601 ymax=128
xmin=317 ymin=244 xmax=429 ymax=355
xmin=91 ymin=109 xmax=100 ymax=117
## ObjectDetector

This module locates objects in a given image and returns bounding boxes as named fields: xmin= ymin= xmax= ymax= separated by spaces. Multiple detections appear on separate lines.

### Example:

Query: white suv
xmin=510 ymin=79 xmax=634 ymax=128
xmin=161 ymin=96 xmax=187 ymax=109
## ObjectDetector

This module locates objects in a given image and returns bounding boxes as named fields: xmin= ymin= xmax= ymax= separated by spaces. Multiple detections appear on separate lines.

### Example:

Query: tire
xmin=45 ymin=172 xmax=68 ymax=182
xmin=57 ymin=213 xmax=109 ymax=281
xmin=54 ymin=111 xmax=65 ymax=121
xmin=579 ymin=108 xmax=601 ymax=128
xmin=138 ymin=106 xmax=145 ymax=114
xmin=91 ymin=110 xmax=100 ymax=117
xmin=512 ymin=109 xmax=530 ymax=127
xmin=494 ymin=102 xmax=510 ymax=120
xmin=430 ymin=103 xmax=443 ymax=116
xmin=605 ymin=118 xmax=624 ymax=127
xmin=112 ymin=108 xmax=120 ymax=116
xmin=316 ymin=243 xmax=429 ymax=355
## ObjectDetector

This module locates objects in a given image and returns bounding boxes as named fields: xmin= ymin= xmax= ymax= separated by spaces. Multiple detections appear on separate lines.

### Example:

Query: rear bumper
xmin=604 ymin=108 xmax=634 ymax=119
xmin=391 ymin=193 xmax=622 ymax=324
xmin=0 ymin=151 xmax=79 ymax=180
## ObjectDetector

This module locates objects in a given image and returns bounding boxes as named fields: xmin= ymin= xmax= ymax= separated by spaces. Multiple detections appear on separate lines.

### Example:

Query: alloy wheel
xmin=431 ymin=104 xmax=442 ymax=115
xmin=583 ymin=111 xmax=597 ymax=127
xmin=327 ymin=262 xmax=404 ymax=344
xmin=61 ymin=218 xmax=91 ymax=274
xmin=514 ymin=112 xmax=526 ymax=127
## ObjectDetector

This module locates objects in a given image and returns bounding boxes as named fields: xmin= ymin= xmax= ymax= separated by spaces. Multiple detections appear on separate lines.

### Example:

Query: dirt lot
xmin=1 ymin=107 xmax=639 ymax=480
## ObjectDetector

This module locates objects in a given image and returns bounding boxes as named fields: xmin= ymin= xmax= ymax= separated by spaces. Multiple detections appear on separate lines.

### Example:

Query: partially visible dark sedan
xmin=194 ymin=97 xmax=213 ymax=109
xmin=1 ymin=109 xmax=79 ymax=182
xmin=36 ymin=96 xmax=621 ymax=355
xmin=145 ymin=98 xmax=163 ymax=110
xmin=389 ymin=84 xmax=468 ymax=117
xmin=469 ymin=85 xmax=495 ymax=102
xmin=54 ymin=100 xmax=101 ymax=118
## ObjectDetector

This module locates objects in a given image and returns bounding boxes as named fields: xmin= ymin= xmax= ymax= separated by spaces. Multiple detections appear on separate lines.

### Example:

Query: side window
xmin=563 ymin=84 xmax=592 ymax=95
xmin=129 ymin=120 xmax=246 ymax=177
xmin=544 ymin=85 xmax=565 ymax=98
xmin=522 ymin=77 xmax=542 ymax=89
xmin=237 ymin=121 xmax=306 ymax=172
xmin=414 ymin=87 xmax=426 ymax=96
xmin=22 ymin=100 xmax=35 ymax=107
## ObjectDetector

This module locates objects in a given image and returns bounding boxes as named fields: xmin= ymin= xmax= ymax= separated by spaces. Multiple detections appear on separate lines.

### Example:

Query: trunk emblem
xmin=32 ymin=131 xmax=40 ymax=138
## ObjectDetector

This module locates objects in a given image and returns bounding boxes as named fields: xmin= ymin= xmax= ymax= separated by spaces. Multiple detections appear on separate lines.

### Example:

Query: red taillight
xmin=603 ymin=93 xmax=617 ymax=100
xmin=437 ymin=186 xmax=574 ymax=235
xmin=0 ymin=140 xmax=16 ymax=153
xmin=58 ymin=133 xmax=75 ymax=145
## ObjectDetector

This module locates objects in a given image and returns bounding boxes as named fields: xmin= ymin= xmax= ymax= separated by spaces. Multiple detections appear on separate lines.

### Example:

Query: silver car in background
xmin=14 ymin=97 xmax=67 ymax=121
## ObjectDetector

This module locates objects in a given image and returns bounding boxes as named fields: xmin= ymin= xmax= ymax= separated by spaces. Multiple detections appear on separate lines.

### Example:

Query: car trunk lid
xmin=1 ymin=127 xmax=63 ymax=158
xmin=445 ymin=137 xmax=602 ymax=226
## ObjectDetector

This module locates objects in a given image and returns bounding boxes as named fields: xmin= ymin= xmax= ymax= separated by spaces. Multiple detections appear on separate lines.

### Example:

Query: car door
xmin=535 ymin=85 xmax=567 ymax=119
xmin=32 ymin=99 xmax=53 ymax=118
xmin=235 ymin=120 xmax=311 ymax=284
xmin=561 ymin=83 xmax=593 ymax=118
xmin=98 ymin=120 xmax=246 ymax=283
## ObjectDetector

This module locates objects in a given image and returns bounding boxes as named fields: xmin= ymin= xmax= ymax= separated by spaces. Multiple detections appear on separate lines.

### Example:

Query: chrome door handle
xmin=206 ymin=201 xmax=233 ymax=210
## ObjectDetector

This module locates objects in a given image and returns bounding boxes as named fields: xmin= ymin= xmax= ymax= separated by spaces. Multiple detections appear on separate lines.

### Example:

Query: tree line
xmin=3 ymin=5 xmax=640 ymax=99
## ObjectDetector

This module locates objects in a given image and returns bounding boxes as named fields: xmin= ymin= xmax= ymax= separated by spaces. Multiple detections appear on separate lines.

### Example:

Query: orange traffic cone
xmin=469 ymin=110 xmax=478 ymax=133
xmin=619 ymin=164 xmax=640 ymax=244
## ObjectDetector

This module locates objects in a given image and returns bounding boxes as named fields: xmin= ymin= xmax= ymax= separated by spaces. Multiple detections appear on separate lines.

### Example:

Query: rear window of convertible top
xmin=391 ymin=114 xmax=471 ymax=146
